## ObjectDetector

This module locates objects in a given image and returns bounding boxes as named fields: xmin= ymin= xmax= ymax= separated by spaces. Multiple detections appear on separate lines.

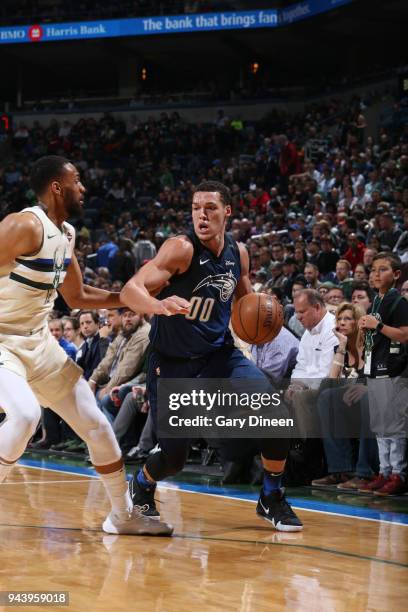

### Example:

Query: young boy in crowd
xmin=359 ymin=253 xmax=408 ymax=496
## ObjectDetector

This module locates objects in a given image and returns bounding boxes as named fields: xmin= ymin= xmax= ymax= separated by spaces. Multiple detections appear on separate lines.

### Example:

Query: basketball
xmin=231 ymin=293 xmax=284 ymax=345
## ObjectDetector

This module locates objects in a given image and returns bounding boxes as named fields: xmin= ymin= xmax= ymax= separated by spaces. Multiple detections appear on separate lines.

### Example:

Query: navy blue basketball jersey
xmin=149 ymin=230 xmax=241 ymax=358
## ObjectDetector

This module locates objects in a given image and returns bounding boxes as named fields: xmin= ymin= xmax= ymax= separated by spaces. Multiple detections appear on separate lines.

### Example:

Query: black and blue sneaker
xmin=129 ymin=477 xmax=160 ymax=520
xmin=256 ymin=488 xmax=303 ymax=532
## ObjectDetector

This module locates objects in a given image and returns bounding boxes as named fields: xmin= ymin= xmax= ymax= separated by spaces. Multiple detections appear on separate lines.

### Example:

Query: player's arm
xmin=120 ymin=236 xmax=193 ymax=316
xmin=60 ymin=251 xmax=123 ymax=309
xmin=234 ymin=243 xmax=252 ymax=300
xmin=0 ymin=213 xmax=43 ymax=266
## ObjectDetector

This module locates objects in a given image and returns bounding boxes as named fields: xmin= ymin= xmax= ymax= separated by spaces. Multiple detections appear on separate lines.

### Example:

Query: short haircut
xmin=372 ymin=251 xmax=402 ymax=271
xmin=62 ymin=316 xmax=80 ymax=331
xmin=79 ymin=310 xmax=99 ymax=324
xmin=193 ymin=180 xmax=232 ymax=206
xmin=304 ymin=263 xmax=319 ymax=272
xmin=294 ymin=288 xmax=325 ymax=308
xmin=351 ymin=281 xmax=375 ymax=301
xmin=30 ymin=155 xmax=71 ymax=196
xmin=327 ymin=286 xmax=345 ymax=295
xmin=49 ymin=318 xmax=63 ymax=331
xmin=336 ymin=259 xmax=352 ymax=270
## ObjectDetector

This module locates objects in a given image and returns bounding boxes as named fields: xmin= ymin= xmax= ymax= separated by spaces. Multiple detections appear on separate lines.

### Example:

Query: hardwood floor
xmin=0 ymin=465 xmax=407 ymax=611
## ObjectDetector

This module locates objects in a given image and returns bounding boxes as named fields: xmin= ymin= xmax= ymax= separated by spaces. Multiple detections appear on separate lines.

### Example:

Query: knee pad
xmin=146 ymin=447 xmax=188 ymax=481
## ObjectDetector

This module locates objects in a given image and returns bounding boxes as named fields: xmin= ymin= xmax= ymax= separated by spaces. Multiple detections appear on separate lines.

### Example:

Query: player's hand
xmin=153 ymin=295 xmax=191 ymax=316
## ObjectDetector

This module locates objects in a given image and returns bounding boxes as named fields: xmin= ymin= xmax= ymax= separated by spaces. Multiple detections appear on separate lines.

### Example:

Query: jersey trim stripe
xmin=15 ymin=258 xmax=71 ymax=272
xmin=10 ymin=272 xmax=55 ymax=290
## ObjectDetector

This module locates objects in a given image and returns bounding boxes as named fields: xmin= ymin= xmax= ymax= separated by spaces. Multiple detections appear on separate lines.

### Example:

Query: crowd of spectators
xmin=2 ymin=87 xmax=408 ymax=492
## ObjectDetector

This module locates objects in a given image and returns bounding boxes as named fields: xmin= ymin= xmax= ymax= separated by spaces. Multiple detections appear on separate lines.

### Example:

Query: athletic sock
xmin=99 ymin=467 xmax=133 ymax=520
xmin=136 ymin=468 xmax=155 ymax=489
xmin=263 ymin=470 xmax=284 ymax=495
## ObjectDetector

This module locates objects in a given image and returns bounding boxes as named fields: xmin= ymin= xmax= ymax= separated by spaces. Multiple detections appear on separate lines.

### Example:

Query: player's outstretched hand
xmin=153 ymin=295 xmax=191 ymax=316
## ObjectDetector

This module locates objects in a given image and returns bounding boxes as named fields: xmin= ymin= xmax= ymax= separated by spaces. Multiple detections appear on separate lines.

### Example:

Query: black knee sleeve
xmin=259 ymin=437 xmax=290 ymax=461
xmin=145 ymin=446 xmax=189 ymax=481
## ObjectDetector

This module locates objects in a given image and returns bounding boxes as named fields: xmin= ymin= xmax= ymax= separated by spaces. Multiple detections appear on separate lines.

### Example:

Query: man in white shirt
xmin=285 ymin=289 xmax=338 ymax=437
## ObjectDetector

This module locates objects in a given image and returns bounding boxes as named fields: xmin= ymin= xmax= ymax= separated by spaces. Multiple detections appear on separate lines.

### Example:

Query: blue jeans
xmin=97 ymin=385 xmax=133 ymax=424
xmin=317 ymin=386 xmax=378 ymax=477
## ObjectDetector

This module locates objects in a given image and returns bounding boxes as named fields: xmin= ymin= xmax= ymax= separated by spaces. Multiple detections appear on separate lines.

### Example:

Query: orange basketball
xmin=231 ymin=293 xmax=283 ymax=345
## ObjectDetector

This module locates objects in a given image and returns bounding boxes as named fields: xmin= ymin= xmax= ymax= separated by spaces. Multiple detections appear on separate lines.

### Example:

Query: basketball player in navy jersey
xmin=121 ymin=180 xmax=303 ymax=531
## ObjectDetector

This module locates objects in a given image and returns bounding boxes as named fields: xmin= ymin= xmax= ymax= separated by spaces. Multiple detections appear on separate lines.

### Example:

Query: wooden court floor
xmin=0 ymin=465 xmax=407 ymax=612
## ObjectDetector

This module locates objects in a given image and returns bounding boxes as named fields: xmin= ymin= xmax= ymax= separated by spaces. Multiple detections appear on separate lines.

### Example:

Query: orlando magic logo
xmin=193 ymin=270 xmax=237 ymax=302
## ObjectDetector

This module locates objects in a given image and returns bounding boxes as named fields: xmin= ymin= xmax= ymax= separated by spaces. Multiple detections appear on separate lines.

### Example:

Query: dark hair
xmin=30 ymin=155 xmax=71 ymax=196
xmin=193 ymin=180 xmax=232 ymax=206
xmin=351 ymin=281 xmax=375 ymax=301
xmin=372 ymin=251 xmax=402 ymax=271
xmin=78 ymin=310 xmax=99 ymax=324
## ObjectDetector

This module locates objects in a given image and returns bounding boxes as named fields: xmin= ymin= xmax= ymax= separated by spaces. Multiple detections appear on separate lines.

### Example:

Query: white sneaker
xmin=102 ymin=508 xmax=173 ymax=536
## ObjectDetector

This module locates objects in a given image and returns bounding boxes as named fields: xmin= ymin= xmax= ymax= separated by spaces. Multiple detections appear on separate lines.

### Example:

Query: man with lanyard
xmin=359 ymin=252 xmax=408 ymax=496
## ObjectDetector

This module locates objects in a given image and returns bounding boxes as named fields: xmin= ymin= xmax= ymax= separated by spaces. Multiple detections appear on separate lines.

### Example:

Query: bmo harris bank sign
xmin=0 ymin=1 xmax=353 ymax=45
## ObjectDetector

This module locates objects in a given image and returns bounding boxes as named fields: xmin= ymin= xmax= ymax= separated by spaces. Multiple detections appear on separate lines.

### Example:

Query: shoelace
xmin=134 ymin=503 xmax=150 ymax=514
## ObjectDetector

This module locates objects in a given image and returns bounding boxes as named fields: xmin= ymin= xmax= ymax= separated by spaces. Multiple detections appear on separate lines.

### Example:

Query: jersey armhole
xmin=173 ymin=233 xmax=196 ymax=276
xmin=18 ymin=210 xmax=45 ymax=257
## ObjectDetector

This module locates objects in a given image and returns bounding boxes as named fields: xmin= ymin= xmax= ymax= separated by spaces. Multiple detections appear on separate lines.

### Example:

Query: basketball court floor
xmin=1 ymin=455 xmax=407 ymax=611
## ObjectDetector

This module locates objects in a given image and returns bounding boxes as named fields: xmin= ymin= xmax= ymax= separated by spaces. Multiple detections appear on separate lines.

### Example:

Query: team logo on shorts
xmin=193 ymin=270 xmax=237 ymax=302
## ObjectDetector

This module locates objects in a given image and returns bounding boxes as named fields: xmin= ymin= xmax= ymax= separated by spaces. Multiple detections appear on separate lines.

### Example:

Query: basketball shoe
xmin=129 ymin=477 xmax=160 ymax=519
xmin=102 ymin=507 xmax=172 ymax=536
xmin=256 ymin=488 xmax=303 ymax=532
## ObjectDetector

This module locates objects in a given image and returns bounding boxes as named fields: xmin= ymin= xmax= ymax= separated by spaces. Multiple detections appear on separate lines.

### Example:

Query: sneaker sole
xmin=102 ymin=515 xmax=173 ymax=536
xmin=256 ymin=512 xmax=303 ymax=532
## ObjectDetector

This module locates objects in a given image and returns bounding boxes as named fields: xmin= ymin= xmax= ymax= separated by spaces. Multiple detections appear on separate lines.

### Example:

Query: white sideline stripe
xmin=18 ymin=464 xmax=408 ymax=527
xmin=158 ymin=483 xmax=408 ymax=528
xmin=1 ymin=479 xmax=92 ymax=485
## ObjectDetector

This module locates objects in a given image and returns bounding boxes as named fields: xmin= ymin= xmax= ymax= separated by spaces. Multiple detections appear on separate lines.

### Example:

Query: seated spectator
xmin=89 ymin=309 xmax=150 ymax=423
xmin=334 ymin=259 xmax=353 ymax=299
xmin=378 ymin=212 xmax=402 ymax=250
xmin=303 ymin=263 xmax=320 ymax=289
xmin=344 ymin=233 xmax=366 ymax=271
xmin=312 ymin=302 xmax=378 ymax=489
xmin=285 ymin=276 xmax=307 ymax=337
xmin=351 ymin=282 xmax=374 ymax=313
xmin=104 ymin=308 xmax=123 ymax=341
xmin=284 ymin=289 xmax=338 ymax=480
xmin=62 ymin=316 xmax=82 ymax=348
xmin=251 ymin=326 xmax=299 ymax=385
xmin=49 ymin=318 xmax=77 ymax=360
xmin=76 ymin=310 xmax=110 ymax=380
xmin=353 ymin=263 xmax=368 ymax=282
xmin=326 ymin=286 xmax=345 ymax=314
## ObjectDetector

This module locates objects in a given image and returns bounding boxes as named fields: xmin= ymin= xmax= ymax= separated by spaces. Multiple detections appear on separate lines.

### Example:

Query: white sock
xmin=0 ymin=462 xmax=14 ymax=484
xmin=99 ymin=467 xmax=133 ymax=520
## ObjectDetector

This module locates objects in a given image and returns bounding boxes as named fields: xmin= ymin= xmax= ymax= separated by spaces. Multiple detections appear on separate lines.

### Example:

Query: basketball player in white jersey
xmin=0 ymin=156 xmax=190 ymax=536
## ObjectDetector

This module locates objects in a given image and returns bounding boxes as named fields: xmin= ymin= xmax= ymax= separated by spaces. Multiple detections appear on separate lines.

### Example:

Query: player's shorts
xmin=0 ymin=325 xmax=82 ymax=406
xmin=147 ymin=345 xmax=267 ymax=427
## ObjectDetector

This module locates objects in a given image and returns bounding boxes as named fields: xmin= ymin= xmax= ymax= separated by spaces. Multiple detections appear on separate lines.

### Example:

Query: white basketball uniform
xmin=0 ymin=205 xmax=82 ymax=406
